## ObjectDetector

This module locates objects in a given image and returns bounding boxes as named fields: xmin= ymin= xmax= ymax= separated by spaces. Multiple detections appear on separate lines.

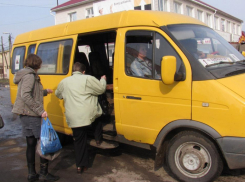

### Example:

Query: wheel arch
xmin=153 ymin=120 xmax=227 ymax=171
xmin=153 ymin=119 xmax=222 ymax=153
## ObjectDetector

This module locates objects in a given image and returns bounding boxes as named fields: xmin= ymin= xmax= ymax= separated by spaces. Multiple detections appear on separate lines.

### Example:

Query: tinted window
xmin=125 ymin=31 xmax=154 ymax=79
xmin=155 ymin=32 xmax=184 ymax=78
xmin=12 ymin=46 xmax=25 ymax=74
xmin=125 ymin=31 xmax=183 ymax=80
xmin=37 ymin=39 xmax=73 ymax=74
xmin=28 ymin=44 xmax=36 ymax=55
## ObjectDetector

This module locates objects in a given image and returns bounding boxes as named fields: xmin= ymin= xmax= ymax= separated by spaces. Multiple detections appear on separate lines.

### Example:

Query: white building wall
xmin=153 ymin=0 xmax=242 ymax=42
xmin=53 ymin=0 xmax=243 ymax=42
xmin=55 ymin=2 xmax=94 ymax=25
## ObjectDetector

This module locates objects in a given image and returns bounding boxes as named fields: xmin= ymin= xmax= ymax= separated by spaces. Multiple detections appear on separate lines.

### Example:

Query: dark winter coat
xmin=12 ymin=67 xmax=47 ymax=116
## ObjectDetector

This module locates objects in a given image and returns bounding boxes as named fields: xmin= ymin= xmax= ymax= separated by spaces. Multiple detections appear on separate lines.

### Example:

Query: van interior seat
xmin=125 ymin=47 xmax=138 ymax=75
xmin=74 ymin=52 xmax=90 ymax=74
xmin=89 ymin=52 xmax=106 ymax=79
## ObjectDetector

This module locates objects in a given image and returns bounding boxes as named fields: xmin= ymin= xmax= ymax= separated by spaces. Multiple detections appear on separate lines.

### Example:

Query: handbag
xmin=0 ymin=115 xmax=4 ymax=129
xmin=40 ymin=117 xmax=62 ymax=155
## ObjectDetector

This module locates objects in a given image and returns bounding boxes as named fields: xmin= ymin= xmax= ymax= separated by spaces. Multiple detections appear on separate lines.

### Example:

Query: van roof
xmin=14 ymin=10 xmax=206 ymax=45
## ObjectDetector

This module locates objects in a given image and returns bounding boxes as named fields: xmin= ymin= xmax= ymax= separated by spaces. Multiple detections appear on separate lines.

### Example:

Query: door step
xmin=102 ymin=123 xmax=117 ymax=136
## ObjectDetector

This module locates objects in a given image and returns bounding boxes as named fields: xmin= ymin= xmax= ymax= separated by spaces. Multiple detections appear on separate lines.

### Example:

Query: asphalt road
xmin=1 ymin=86 xmax=245 ymax=182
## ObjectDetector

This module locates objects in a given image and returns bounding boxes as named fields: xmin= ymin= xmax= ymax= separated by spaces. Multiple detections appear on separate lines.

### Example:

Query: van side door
xmin=114 ymin=27 xmax=192 ymax=144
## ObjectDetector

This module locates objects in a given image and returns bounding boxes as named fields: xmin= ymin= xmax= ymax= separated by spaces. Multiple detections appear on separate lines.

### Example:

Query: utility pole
xmin=57 ymin=0 xmax=59 ymax=6
xmin=1 ymin=36 xmax=4 ymax=79
xmin=8 ymin=34 xmax=11 ymax=69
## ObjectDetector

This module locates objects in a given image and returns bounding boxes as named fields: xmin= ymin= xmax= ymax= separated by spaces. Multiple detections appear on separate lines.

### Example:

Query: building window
xmin=221 ymin=19 xmax=225 ymax=32
xmin=159 ymin=0 xmax=169 ymax=11
xmin=174 ymin=1 xmax=182 ymax=14
xmin=197 ymin=10 xmax=203 ymax=22
xmin=233 ymin=23 xmax=236 ymax=34
xmin=68 ymin=12 xmax=77 ymax=22
xmin=227 ymin=21 xmax=231 ymax=33
xmin=237 ymin=25 xmax=241 ymax=35
xmin=86 ymin=7 xmax=94 ymax=18
xmin=186 ymin=6 xmax=193 ymax=17
xmin=214 ymin=16 xmax=219 ymax=30
xmin=206 ymin=13 xmax=212 ymax=27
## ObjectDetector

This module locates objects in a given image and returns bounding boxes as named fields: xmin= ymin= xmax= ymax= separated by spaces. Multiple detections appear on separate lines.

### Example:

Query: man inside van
xmin=55 ymin=62 xmax=107 ymax=173
xmin=130 ymin=43 xmax=160 ymax=79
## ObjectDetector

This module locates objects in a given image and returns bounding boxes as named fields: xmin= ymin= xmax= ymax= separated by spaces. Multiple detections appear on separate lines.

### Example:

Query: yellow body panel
xmin=192 ymin=77 xmax=245 ymax=137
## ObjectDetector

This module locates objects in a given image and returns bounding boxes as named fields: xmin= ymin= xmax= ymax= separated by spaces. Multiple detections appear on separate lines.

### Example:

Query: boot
xmin=39 ymin=163 xmax=59 ymax=181
xmin=27 ymin=163 xmax=39 ymax=182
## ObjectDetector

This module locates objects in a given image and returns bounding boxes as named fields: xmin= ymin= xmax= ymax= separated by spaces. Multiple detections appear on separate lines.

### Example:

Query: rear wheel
xmin=166 ymin=131 xmax=223 ymax=182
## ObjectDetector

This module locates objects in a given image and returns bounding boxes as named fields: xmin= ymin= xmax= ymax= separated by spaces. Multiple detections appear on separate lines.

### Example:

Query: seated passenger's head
xmin=136 ymin=44 xmax=147 ymax=60
xmin=73 ymin=62 xmax=86 ymax=74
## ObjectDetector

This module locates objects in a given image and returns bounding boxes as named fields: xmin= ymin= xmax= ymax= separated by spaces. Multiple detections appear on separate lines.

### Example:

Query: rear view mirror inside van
xmin=161 ymin=56 xmax=176 ymax=85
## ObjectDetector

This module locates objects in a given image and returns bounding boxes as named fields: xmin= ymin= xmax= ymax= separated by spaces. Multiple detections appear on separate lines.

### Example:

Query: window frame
xmin=27 ymin=44 xmax=36 ymax=55
xmin=124 ymin=30 xmax=184 ymax=80
xmin=186 ymin=6 xmax=193 ymax=17
xmin=197 ymin=9 xmax=203 ymax=22
xmin=86 ymin=7 xmax=94 ymax=18
xmin=11 ymin=46 xmax=26 ymax=74
xmin=221 ymin=19 xmax=226 ymax=32
xmin=36 ymin=39 xmax=73 ymax=75
xmin=206 ymin=13 xmax=212 ymax=28
xmin=173 ymin=1 xmax=183 ymax=14
xmin=68 ymin=12 xmax=77 ymax=22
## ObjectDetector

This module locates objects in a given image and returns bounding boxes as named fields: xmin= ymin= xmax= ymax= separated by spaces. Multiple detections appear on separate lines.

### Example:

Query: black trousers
xmin=72 ymin=118 xmax=102 ymax=168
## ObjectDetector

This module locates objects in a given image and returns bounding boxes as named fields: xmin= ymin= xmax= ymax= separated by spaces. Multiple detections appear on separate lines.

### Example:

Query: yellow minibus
xmin=9 ymin=10 xmax=245 ymax=182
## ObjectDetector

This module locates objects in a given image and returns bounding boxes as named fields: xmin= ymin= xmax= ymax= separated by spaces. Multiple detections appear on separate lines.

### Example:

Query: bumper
xmin=217 ymin=137 xmax=245 ymax=169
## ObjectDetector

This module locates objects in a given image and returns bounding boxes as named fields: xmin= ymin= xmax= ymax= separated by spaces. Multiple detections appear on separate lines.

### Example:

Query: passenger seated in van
xmin=183 ymin=39 xmax=206 ymax=59
xmin=130 ymin=43 xmax=160 ymax=79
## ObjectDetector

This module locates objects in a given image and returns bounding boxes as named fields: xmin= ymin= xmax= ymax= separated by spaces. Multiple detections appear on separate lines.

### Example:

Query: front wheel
xmin=166 ymin=131 xmax=223 ymax=182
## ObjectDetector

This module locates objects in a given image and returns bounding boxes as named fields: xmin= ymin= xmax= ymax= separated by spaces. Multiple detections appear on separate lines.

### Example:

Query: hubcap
xmin=175 ymin=142 xmax=211 ymax=178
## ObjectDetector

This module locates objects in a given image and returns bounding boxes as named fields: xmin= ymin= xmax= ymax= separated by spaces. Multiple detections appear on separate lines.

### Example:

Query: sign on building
xmin=93 ymin=0 xmax=134 ymax=16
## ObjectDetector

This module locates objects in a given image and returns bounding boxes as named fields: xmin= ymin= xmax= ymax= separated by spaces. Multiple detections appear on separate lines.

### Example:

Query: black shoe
xmin=77 ymin=166 xmax=88 ymax=174
xmin=39 ymin=163 xmax=59 ymax=181
xmin=27 ymin=163 xmax=39 ymax=182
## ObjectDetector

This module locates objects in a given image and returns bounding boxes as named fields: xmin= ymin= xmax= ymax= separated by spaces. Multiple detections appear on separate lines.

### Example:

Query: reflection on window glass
xmin=28 ymin=45 xmax=36 ymax=55
xmin=155 ymin=33 xmax=183 ymax=79
xmin=37 ymin=39 xmax=73 ymax=74
xmin=168 ymin=24 xmax=244 ymax=68
xmin=12 ymin=46 xmax=25 ymax=73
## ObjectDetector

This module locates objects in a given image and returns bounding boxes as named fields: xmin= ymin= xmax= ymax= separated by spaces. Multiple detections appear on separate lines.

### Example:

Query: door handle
xmin=126 ymin=96 xmax=142 ymax=100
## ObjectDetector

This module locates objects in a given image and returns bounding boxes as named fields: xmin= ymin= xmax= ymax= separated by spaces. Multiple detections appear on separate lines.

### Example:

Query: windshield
xmin=167 ymin=24 xmax=245 ymax=68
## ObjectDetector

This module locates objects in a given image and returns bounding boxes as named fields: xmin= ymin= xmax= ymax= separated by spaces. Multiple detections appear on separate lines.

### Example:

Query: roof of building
xmin=14 ymin=10 xmax=206 ymax=45
xmin=194 ymin=0 xmax=242 ymax=22
xmin=51 ymin=0 xmax=242 ymax=22
xmin=51 ymin=0 xmax=88 ymax=11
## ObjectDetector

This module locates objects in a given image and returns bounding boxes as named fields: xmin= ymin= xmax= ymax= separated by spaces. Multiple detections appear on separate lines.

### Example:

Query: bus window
xmin=11 ymin=46 xmax=26 ymax=74
xmin=37 ymin=39 xmax=73 ymax=74
xmin=27 ymin=44 xmax=36 ymax=55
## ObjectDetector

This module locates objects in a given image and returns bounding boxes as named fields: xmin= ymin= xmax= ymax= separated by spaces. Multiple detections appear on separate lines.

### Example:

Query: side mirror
xmin=242 ymin=51 xmax=245 ymax=57
xmin=161 ymin=56 xmax=176 ymax=85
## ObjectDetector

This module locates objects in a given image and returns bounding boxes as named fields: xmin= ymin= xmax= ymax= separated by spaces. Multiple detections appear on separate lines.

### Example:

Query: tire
xmin=166 ymin=131 xmax=223 ymax=182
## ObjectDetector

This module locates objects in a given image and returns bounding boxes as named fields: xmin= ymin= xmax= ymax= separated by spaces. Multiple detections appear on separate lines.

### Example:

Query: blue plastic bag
xmin=40 ymin=117 xmax=62 ymax=155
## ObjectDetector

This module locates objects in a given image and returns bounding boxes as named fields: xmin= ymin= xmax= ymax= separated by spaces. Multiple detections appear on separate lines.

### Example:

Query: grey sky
xmin=0 ymin=0 xmax=244 ymax=49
